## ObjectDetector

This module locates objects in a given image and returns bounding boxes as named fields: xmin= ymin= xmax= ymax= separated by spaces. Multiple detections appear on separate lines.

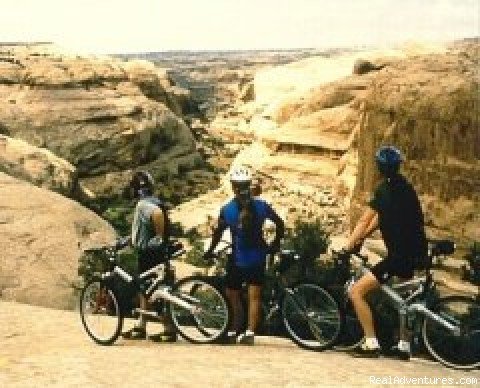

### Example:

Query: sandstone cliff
xmin=0 ymin=172 xmax=115 ymax=309
xmin=352 ymin=41 xmax=480 ymax=245
xmin=0 ymin=44 xmax=201 ymax=199
xmin=188 ymin=41 xmax=478 ymax=248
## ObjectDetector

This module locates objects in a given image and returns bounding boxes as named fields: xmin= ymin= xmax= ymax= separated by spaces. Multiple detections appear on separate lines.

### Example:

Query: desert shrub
xmin=184 ymin=231 xmax=212 ymax=270
xmin=283 ymin=217 xmax=330 ymax=262
xmin=281 ymin=217 xmax=330 ymax=282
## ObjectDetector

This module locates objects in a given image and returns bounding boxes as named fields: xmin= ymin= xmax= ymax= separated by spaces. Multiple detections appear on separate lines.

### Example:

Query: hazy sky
xmin=1 ymin=0 xmax=479 ymax=53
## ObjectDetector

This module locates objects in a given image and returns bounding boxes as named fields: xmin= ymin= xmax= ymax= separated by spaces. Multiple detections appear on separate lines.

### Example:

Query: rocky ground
xmin=1 ymin=301 xmax=478 ymax=388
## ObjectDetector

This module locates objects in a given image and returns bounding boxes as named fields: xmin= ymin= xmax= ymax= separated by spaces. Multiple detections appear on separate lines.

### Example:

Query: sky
xmin=1 ymin=0 xmax=479 ymax=53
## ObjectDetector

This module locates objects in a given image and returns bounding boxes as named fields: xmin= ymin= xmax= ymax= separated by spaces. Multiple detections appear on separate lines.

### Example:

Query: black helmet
xmin=129 ymin=171 xmax=155 ymax=198
xmin=375 ymin=146 xmax=402 ymax=177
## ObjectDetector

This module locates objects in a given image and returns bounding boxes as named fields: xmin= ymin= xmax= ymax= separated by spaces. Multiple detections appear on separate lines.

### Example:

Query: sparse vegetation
xmin=184 ymin=228 xmax=210 ymax=269
xmin=282 ymin=217 xmax=330 ymax=277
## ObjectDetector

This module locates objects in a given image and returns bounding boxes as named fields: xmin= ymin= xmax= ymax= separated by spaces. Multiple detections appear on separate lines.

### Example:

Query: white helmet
xmin=229 ymin=166 xmax=252 ymax=184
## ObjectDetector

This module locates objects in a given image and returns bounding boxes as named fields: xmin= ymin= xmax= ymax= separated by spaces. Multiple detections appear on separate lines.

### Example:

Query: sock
xmin=397 ymin=340 xmax=410 ymax=352
xmin=227 ymin=331 xmax=237 ymax=336
xmin=135 ymin=316 xmax=146 ymax=330
xmin=364 ymin=337 xmax=380 ymax=349
xmin=245 ymin=329 xmax=254 ymax=336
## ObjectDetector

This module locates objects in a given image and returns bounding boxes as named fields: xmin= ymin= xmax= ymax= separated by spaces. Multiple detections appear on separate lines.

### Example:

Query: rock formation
xmin=182 ymin=41 xmax=478 ymax=248
xmin=0 ymin=44 xmax=202 ymax=199
xmin=0 ymin=134 xmax=78 ymax=195
xmin=352 ymin=41 xmax=480 ymax=245
xmin=0 ymin=172 xmax=114 ymax=309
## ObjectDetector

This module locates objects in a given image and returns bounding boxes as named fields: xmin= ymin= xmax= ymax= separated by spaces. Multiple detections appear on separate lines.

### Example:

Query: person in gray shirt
xmin=123 ymin=171 xmax=176 ymax=341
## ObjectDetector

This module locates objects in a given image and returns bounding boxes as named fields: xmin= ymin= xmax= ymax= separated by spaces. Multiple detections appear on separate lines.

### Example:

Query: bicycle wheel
xmin=282 ymin=283 xmax=341 ymax=351
xmin=168 ymin=276 xmax=231 ymax=344
xmin=422 ymin=295 xmax=480 ymax=370
xmin=334 ymin=300 xmax=364 ymax=351
xmin=79 ymin=279 xmax=123 ymax=345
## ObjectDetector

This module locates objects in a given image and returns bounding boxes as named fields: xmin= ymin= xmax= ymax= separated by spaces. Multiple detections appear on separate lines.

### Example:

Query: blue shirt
xmin=219 ymin=198 xmax=278 ymax=268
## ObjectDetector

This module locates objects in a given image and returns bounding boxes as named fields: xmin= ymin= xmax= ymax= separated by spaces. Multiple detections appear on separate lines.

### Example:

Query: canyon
xmin=0 ymin=39 xmax=478 ymax=308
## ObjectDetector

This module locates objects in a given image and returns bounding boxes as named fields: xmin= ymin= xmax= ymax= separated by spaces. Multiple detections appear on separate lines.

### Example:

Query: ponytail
xmin=239 ymin=201 xmax=256 ymax=247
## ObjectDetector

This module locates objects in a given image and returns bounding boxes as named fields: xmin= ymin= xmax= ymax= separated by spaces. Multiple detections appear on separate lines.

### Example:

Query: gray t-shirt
xmin=131 ymin=197 xmax=160 ymax=250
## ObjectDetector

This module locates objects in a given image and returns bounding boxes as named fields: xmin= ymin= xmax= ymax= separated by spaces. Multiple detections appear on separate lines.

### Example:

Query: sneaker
xmin=385 ymin=345 xmax=410 ymax=361
xmin=237 ymin=330 xmax=254 ymax=346
xmin=122 ymin=327 xmax=147 ymax=340
xmin=349 ymin=343 xmax=381 ymax=358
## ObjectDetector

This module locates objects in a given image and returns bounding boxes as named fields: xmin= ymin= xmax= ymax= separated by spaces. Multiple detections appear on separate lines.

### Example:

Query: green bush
xmin=283 ymin=218 xmax=330 ymax=260
xmin=185 ymin=236 xmax=210 ymax=269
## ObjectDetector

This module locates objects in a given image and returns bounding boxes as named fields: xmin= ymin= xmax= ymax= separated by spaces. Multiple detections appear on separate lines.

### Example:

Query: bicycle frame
xmin=99 ymin=245 xmax=201 ymax=315
xmin=349 ymin=253 xmax=461 ymax=337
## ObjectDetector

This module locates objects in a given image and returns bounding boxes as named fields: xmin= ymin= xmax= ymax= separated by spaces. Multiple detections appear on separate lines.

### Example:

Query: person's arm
xmin=345 ymin=207 xmax=378 ymax=251
xmin=151 ymin=208 xmax=165 ymax=237
xmin=266 ymin=204 xmax=285 ymax=252
xmin=364 ymin=212 xmax=379 ymax=237
xmin=204 ymin=211 xmax=227 ymax=256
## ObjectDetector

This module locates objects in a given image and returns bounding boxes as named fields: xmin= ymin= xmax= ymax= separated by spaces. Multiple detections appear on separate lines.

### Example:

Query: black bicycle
xmin=324 ymin=240 xmax=480 ymax=370
xmin=79 ymin=237 xmax=231 ymax=345
xmin=205 ymin=242 xmax=342 ymax=350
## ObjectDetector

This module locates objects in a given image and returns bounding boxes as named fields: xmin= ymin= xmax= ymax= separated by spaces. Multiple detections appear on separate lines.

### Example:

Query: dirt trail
xmin=1 ymin=301 xmax=478 ymax=387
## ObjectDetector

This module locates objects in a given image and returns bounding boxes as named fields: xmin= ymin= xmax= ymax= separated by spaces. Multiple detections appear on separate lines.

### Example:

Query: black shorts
xmin=225 ymin=259 xmax=265 ymax=290
xmin=370 ymin=256 xmax=414 ymax=284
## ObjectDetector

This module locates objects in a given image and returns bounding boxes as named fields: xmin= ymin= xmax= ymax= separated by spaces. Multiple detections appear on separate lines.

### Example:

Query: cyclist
xmin=343 ymin=146 xmax=427 ymax=358
xmin=204 ymin=166 xmax=285 ymax=345
xmin=122 ymin=171 xmax=177 ymax=342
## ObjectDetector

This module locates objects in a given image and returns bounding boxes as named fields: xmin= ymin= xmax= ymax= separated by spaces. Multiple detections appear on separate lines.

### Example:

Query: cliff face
xmin=352 ymin=42 xmax=480 ymax=245
xmin=194 ymin=41 xmax=479 ymax=246
xmin=0 ymin=44 xmax=201 ymax=198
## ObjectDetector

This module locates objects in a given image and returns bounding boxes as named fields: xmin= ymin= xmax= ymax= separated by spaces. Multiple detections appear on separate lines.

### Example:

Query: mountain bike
xmin=327 ymin=240 xmax=480 ymax=370
xmin=205 ymin=242 xmax=342 ymax=350
xmin=79 ymin=236 xmax=231 ymax=345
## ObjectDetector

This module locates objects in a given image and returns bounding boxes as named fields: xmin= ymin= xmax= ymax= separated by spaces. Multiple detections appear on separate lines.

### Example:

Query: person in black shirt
xmin=344 ymin=146 xmax=427 ymax=358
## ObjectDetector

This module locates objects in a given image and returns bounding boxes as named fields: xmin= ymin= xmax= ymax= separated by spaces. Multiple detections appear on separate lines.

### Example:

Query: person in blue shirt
xmin=204 ymin=167 xmax=285 ymax=345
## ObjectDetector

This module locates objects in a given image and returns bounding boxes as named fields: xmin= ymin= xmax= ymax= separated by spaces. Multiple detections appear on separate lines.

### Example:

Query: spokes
xmin=423 ymin=296 xmax=480 ymax=369
xmin=169 ymin=278 xmax=229 ymax=343
xmin=282 ymin=284 xmax=341 ymax=350
xmin=80 ymin=280 xmax=122 ymax=345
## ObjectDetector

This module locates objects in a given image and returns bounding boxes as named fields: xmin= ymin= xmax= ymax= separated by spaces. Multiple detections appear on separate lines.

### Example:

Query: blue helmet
xmin=375 ymin=146 xmax=402 ymax=177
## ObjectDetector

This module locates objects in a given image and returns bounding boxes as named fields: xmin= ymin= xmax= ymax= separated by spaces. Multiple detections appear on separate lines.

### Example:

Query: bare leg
xmin=247 ymin=285 xmax=262 ymax=333
xmin=348 ymin=272 xmax=379 ymax=339
xmin=226 ymin=287 xmax=243 ymax=332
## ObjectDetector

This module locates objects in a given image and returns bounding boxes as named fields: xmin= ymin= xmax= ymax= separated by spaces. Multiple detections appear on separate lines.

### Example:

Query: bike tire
xmin=79 ymin=279 xmax=123 ymax=346
xmin=282 ymin=283 xmax=341 ymax=351
xmin=168 ymin=275 xmax=231 ymax=344
xmin=422 ymin=295 xmax=480 ymax=370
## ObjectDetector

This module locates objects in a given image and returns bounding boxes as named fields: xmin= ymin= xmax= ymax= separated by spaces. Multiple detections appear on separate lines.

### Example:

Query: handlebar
xmin=331 ymin=248 xmax=369 ymax=267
